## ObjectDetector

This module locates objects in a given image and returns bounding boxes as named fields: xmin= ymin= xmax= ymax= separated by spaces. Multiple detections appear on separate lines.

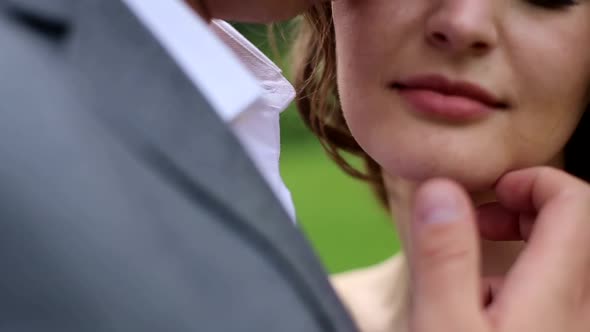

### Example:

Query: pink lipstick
xmin=392 ymin=75 xmax=508 ymax=121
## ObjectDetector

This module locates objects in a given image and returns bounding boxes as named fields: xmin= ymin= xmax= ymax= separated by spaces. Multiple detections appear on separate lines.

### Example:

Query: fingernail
xmin=416 ymin=181 xmax=463 ymax=224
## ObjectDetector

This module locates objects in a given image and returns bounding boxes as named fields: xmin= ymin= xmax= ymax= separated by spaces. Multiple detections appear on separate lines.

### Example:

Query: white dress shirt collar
xmin=120 ymin=0 xmax=297 ymax=221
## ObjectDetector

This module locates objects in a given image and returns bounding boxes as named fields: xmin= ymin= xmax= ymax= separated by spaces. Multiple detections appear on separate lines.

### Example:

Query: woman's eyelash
xmin=527 ymin=0 xmax=579 ymax=9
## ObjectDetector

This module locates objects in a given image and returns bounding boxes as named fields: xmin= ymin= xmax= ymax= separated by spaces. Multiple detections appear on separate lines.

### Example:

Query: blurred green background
xmin=235 ymin=23 xmax=401 ymax=273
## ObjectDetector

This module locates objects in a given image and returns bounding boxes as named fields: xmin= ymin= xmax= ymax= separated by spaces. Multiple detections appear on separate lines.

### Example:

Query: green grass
xmin=280 ymin=110 xmax=401 ymax=273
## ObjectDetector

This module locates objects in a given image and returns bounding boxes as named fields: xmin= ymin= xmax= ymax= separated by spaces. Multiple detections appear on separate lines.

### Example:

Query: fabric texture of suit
xmin=0 ymin=0 xmax=358 ymax=330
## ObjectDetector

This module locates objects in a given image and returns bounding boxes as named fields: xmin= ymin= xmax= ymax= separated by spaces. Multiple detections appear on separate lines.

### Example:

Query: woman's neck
xmin=379 ymin=157 xmax=566 ymax=331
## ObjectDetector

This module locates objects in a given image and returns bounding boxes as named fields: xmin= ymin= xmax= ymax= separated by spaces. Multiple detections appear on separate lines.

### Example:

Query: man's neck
xmin=185 ymin=0 xmax=211 ymax=21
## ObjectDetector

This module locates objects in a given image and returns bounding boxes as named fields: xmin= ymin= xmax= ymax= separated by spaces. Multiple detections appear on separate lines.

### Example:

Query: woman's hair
xmin=292 ymin=3 xmax=590 ymax=208
xmin=292 ymin=3 xmax=388 ymax=207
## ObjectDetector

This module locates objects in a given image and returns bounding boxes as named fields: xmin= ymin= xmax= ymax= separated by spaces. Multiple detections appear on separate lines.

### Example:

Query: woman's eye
xmin=527 ymin=0 xmax=579 ymax=9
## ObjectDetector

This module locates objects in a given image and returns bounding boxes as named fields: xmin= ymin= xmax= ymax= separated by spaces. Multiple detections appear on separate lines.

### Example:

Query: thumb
xmin=408 ymin=179 xmax=483 ymax=331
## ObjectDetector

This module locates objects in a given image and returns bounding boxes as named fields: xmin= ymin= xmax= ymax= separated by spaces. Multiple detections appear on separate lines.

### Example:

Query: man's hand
xmin=188 ymin=0 xmax=327 ymax=22
xmin=409 ymin=168 xmax=590 ymax=332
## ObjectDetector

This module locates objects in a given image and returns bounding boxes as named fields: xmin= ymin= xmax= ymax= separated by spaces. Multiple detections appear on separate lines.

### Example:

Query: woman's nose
xmin=425 ymin=0 xmax=498 ymax=56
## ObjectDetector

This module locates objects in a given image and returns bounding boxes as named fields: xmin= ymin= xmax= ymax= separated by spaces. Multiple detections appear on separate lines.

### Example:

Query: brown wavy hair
xmin=292 ymin=3 xmax=590 ymax=208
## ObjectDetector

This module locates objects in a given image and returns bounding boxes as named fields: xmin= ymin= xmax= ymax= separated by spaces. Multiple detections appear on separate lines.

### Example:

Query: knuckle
xmin=536 ymin=166 xmax=590 ymax=206
xmin=419 ymin=242 xmax=472 ymax=270
xmin=416 ymin=224 xmax=473 ymax=267
xmin=558 ymin=181 xmax=590 ymax=207
xmin=534 ymin=165 xmax=560 ymax=181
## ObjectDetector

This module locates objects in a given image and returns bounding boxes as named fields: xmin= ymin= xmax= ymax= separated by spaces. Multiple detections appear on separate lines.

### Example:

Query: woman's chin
xmin=382 ymin=160 xmax=503 ymax=193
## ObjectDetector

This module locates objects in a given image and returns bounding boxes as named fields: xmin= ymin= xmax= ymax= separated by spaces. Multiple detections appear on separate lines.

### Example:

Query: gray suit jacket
xmin=0 ymin=0 xmax=358 ymax=330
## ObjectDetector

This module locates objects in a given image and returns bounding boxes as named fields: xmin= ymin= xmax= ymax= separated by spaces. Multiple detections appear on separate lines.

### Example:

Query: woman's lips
xmin=392 ymin=74 xmax=509 ymax=121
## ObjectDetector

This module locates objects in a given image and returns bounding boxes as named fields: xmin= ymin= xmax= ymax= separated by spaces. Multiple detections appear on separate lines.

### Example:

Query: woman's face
xmin=333 ymin=0 xmax=590 ymax=191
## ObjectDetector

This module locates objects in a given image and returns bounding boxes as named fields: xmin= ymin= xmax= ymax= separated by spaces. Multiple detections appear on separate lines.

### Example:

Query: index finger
xmin=491 ymin=167 xmax=590 ymax=324
xmin=495 ymin=167 xmax=588 ymax=214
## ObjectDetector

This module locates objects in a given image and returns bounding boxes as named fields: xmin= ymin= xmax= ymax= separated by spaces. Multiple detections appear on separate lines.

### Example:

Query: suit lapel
xmin=55 ymin=1 xmax=357 ymax=330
